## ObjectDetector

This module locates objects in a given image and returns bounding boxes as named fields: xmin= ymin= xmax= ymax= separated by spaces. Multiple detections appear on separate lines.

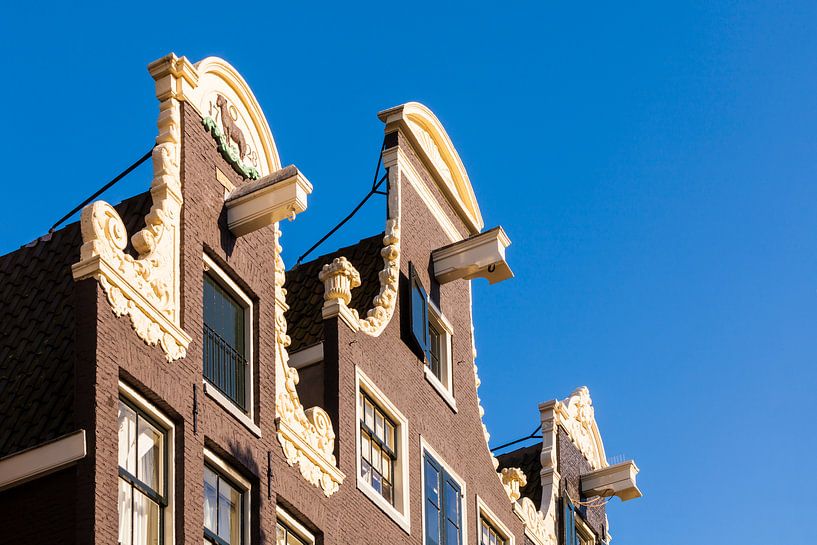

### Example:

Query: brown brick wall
xmin=274 ymin=126 xmax=527 ymax=543
xmin=557 ymin=427 xmax=607 ymax=541
xmin=79 ymin=105 xmax=526 ymax=545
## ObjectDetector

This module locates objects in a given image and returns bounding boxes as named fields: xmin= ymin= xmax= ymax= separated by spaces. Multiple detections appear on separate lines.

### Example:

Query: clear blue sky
xmin=2 ymin=2 xmax=815 ymax=543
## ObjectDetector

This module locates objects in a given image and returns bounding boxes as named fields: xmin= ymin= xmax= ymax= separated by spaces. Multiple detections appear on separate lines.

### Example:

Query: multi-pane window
xmin=276 ymin=520 xmax=307 ymax=545
xmin=118 ymin=399 xmax=166 ymax=545
xmin=480 ymin=517 xmax=505 ymax=545
xmin=203 ymin=269 xmax=249 ymax=410
xmin=204 ymin=465 xmax=244 ymax=545
xmin=359 ymin=390 xmax=397 ymax=504
xmin=424 ymin=453 xmax=462 ymax=545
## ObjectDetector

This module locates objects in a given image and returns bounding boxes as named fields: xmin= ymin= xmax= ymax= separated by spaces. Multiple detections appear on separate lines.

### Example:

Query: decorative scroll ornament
xmin=514 ymin=497 xmax=554 ymax=545
xmin=320 ymin=157 xmax=401 ymax=337
xmin=554 ymin=386 xmax=607 ymax=470
xmin=72 ymin=55 xmax=196 ymax=361
xmin=500 ymin=467 xmax=527 ymax=502
xmin=275 ymin=227 xmax=345 ymax=496
xmin=532 ymin=387 xmax=608 ymax=545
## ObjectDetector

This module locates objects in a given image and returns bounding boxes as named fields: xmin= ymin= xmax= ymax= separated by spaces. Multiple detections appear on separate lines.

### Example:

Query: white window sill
xmin=203 ymin=381 xmax=262 ymax=437
xmin=356 ymin=476 xmax=411 ymax=534
xmin=424 ymin=366 xmax=457 ymax=413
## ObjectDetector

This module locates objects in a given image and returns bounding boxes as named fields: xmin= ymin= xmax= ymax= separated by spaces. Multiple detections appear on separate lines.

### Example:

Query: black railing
xmin=203 ymin=323 xmax=247 ymax=411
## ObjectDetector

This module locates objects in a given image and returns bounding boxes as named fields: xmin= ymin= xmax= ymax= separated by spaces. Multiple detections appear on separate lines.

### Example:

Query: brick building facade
xmin=0 ymin=54 xmax=641 ymax=545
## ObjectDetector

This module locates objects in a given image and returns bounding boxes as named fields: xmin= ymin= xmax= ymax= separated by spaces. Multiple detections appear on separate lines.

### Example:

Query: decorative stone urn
xmin=319 ymin=257 xmax=361 ymax=305
xmin=500 ymin=467 xmax=528 ymax=503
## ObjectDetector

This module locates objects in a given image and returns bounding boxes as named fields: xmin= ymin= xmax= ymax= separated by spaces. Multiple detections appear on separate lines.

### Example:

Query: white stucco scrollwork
xmin=554 ymin=386 xmax=607 ymax=470
xmin=514 ymin=497 xmax=553 ymax=545
xmin=275 ymin=226 xmax=345 ymax=496
xmin=320 ymin=148 xmax=402 ymax=338
xmin=72 ymin=54 xmax=196 ymax=361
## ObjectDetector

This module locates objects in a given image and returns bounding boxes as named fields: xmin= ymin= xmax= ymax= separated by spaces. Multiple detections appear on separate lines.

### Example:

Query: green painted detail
xmin=202 ymin=117 xmax=261 ymax=180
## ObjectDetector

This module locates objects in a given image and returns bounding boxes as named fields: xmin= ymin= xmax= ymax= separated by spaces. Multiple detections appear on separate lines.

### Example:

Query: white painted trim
xmin=355 ymin=367 xmax=411 ymax=534
xmin=203 ymin=253 xmax=255 ymax=420
xmin=202 ymin=380 xmax=262 ymax=437
xmin=119 ymin=381 xmax=176 ymax=545
xmin=0 ymin=430 xmax=86 ymax=492
xmin=576 ymin=514 xmax=596 ymax=545
xmin=204 ymin=448 xmax=251 ymax=545
xmin=476 ymin=495 xmax=515 ymax=545
xmin=288 ymin=343 xmax=323 ymax=369
xmin=424 ymin=367 xmax=458 ymax=413
xmin=276 ymin=506 xmax=316 ymax=545
xmin=399 ymin=148 xmax=464 ymax=244
xmin=419 ymin=436 xmax=468 ymax=545
xmin=427 ymin=301 xmax=455 ymax=404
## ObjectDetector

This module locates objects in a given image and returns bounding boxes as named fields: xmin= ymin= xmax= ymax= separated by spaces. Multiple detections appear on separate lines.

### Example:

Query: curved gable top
xmin=554 ymin=386 xmax=607 ymax=470
xmin=378 ymin=102 xmax=484 ymax=234
xmin=187 ymin=56 xmax=281 ymax=176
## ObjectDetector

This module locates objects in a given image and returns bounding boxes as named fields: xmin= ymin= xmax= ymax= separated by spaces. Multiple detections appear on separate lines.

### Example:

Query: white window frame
xmin=419 ymin=436 xmax=468 ymax=545
xmin=276 ymin=505 xmax=316 ymax=545
xmin=202 ymin=253 xmax=260 ymax=437
xmin=203 ymin=448 xmax=251 ymax=545
xmin=576 ymin=515 xmax=596 ymax=545
xmin=118 ymin=380 xmax=176 ymax=545
xmin=476 ymin=495 xmax=515 ymax=545
xmin=355 ymin=367 xmax=411 ymax=533
xmin=425 ymin=301 xmax=457 ymax=412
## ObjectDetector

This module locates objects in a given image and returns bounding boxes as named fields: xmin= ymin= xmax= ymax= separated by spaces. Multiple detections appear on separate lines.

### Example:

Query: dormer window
xmin=409 ymin=263 xmax=456 ymax=410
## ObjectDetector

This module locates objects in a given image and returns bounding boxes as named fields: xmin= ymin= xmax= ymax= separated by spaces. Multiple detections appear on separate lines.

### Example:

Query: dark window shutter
xmin=409 ymin=262 xmax=429 ymax=359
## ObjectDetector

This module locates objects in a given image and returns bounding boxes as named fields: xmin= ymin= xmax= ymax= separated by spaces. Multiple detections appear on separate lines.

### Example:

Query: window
xmin=355 ymin=367 xmax=411 ymax=532
xmin=409 ymin=263 xmax=455 ymax=409
xmin=203 ymin=451 xmax=250 ymax=545
xmin=562 ymin=498 xmax=595 ymax=545
xmin=480 ymin=518 xmax=504 ymax=545
xmin=422 ymin=442 xmax=466 ymax=545
xmin=118 ymin=396 xmax=167 ymax=545
xmin=359 ymin=390 xmax=397 ymax=504
xmin=275 ymin=506 xmax=315 ymax=545
xmin=202 ymin=254 xmax=253 ymax=415
xmin=476 ymin=496 xmax=513 ymax=545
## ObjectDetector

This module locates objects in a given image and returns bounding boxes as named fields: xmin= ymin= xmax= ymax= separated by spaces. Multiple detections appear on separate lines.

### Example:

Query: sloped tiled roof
xmin=285 ymin=233 xmax=385 ymax=352
xmin=496 ymin=442 xmax=544 ymax=507
xmin=0 ymin=191 xmax=152 ymax=458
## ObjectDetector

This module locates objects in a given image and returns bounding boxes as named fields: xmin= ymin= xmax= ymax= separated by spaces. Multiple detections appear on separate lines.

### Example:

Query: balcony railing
xmin=203 ymin=323 xmax=247 ymax=411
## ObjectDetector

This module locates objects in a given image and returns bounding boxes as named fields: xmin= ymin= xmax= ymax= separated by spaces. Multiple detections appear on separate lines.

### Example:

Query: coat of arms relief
xmin=203 ymin=93 xmax=262 ymax=179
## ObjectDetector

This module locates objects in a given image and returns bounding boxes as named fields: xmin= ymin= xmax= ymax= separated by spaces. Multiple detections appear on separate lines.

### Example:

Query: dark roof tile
xmin=496 ymin=442 xmax=544 ymax=508
xmin=0 ymin=191 xmax=152 ymax=458
xmin=285 ymin=233 xmax=385 ymax=353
